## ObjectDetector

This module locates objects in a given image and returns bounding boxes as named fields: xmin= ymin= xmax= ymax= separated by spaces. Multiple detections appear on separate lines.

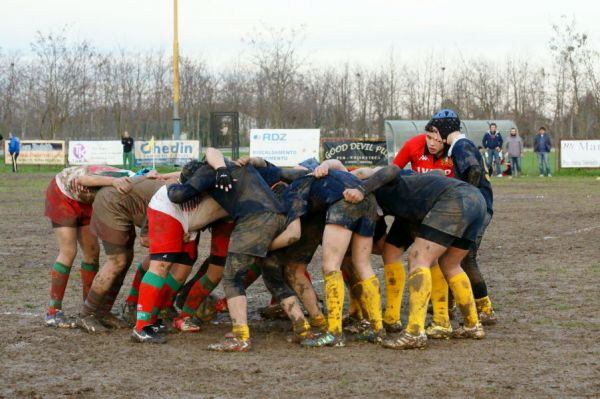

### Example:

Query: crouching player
xmin=167 ymin=149 xmax=302 ymax=351
xmin=426 ymin=109 xmax=497 ymax=328
xmin=44 ymin=165 xmax=133 ymax=327
xmin=78 ymin=177 xmax=166 ymax=333
xmin=131 ymin=158 xmax=231 ymax=343
xmin=357 ymin=165 xmax=486 ymax=349
xmin=279 ymin=161 xmax=384 ymax=347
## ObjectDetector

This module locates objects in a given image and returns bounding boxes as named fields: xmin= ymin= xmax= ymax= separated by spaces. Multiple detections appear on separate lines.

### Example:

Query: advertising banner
xmin=250 ymin=129 xmax=320 ymax=166
xmin=69 ymin=141 xmax=122 ymax=165
xmin=322 ymin=138 xmax=388 ymax=167
xmin=4 ymin=140 xmax=66 ymax=165
xmin=135 ymin=140 xmax=200 ymax=166
xmin=561 ymin=140 xmax=600 ymax=168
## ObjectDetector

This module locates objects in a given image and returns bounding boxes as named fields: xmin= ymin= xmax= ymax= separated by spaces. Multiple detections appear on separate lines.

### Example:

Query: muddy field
xmin=1 ymin=173 xmax=599 ymax=398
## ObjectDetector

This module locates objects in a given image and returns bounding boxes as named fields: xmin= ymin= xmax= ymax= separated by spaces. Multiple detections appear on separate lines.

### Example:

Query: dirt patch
xmin=1 ymin=174 xmax=599 ymax=398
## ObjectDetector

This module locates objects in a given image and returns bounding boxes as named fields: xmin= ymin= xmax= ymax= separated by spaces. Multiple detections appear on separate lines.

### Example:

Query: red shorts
xmin=210 ymin=220 xmax=234 ymax=257
xmin=44 ymin=178 xmax=92 ymax=227
xmin=148 ymin=208 xmax=197 ymax=261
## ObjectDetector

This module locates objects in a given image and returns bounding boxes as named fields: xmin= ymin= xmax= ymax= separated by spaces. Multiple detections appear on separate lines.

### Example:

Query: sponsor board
xmin=250 ymin=129 xmax=320 ymax=166
xmin=135 ymin=140 xmax=200 ymax=166
xmin=560 ymin=140 xmax=600 ymax=168
xmin=4 ymin=140 xmax=66 ymax=165
xmin=69 ymin=141 xmax=122 ymax=165
xmin=322 ymin=139 xmax=388 ymax=167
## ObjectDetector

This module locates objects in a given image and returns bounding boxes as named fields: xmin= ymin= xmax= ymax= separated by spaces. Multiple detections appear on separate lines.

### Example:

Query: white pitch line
xmin=540 ymin=225 xmax=600 ymax=240
xmin=1 ymin=312 xmax=40 ymax=317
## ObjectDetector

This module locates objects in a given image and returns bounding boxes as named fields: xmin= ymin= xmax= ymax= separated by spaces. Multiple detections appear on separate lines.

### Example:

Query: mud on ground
xmin=0 ymin=174 xmax=599 ymax=398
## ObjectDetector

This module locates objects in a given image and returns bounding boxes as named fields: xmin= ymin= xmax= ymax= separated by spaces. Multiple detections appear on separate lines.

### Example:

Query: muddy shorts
xmin=385 ymin=217 xmax=419 ymax=250
xmin=419 ymin=185 xmax=486 ymax=250
xmin=325 ymin=193 xmax=378 ymax=237
xmin=90 ymin=214 xmax=136 ymax=247
xmin=227 ymin=212 xmax=288 ymax=257
xmin=44 ymin=178 xmax=92 ymax=227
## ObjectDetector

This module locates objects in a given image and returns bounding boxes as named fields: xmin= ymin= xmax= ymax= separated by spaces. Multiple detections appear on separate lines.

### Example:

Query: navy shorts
xmin=326 ymin=193 xmax=378 ymax=237
xmin=419 ymin=185 xmax=486 ymax=250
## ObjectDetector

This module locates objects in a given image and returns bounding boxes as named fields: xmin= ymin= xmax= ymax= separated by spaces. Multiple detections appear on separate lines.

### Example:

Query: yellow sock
xmin=406 ymin=267 xmax=432 ymax=336
xmin=232 ymin=324 xmax=250 ymax=341
xmin=292 ymin=318 xmax=311 ymax=337
xmin=476 ymin=296 xmax=494 ymax=315
xmin=355 ymin=275 xmax=383 ymax=331
xmin=382 ymin=262 xmax=405 ymax=325
xmin=309 ymin=313 xmax=328 ymax=333
xmin=348 ymin=288 xmax=363 ymax=319
xmin=430 ymin=264 xmax=450 ymax=328
xmin=324 ymin=270 xmax=344 ymax=335
xmin=448 ymin=272 xmax=479 ymax=327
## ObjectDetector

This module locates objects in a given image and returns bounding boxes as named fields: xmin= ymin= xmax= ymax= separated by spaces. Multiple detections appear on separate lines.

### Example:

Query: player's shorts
xmin=373 ymin=216 xmax=388 ymax=243
xmin=90 ymin=188 xmax=135 ymax=246
xmin=325 ymin=193 xmax=378 ymax=237
xmin=419 ymin=185 xmax=486 ymax=250
xmin=228 ymin=212 xmax=288 ymax=258
xmin=44 ymin=178 xmax=92 ymax=227
xmin=385 ymin=217 xmax=419 ymax=250
xmin=147 ymin=207 xmax=197 ymax=265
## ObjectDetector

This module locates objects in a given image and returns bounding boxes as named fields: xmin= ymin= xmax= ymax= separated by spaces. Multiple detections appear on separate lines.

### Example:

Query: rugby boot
xmin=172 ymin=316 xmax=201 ymax=332
xmin=343 ymin=317 xmax=371 ymax=335
xmin=381 ymin=331 xmax=427 ymax=350
xmin=131 ymin=326 xmax=167 ymax=344
xmin=150 ymin=318 xmax=171 ymax=335
xmin=478 ymin=310 xmax=497 ymax=326
xmin=425 ymin=322 xmax=453 ymax=339
xmin=98 ymin=312 xmax=129 ymax=329
xmin=452 ymin=323 xmax=485 ymax=339
xmin=120 ymin=301 xmax=137 ymax=327
xmin=77 ymin=314 xmax=109 ymax=334
xmin=353 ymin=327 xmax=386 ymax=344
xmin=207 ymin=335 xmax=252 ymax=352
xmin=383 ymin=320 xmax=403 ymax=333
xmin=300 ymin=331 xmax=346 ymax=348
xmin=45 ymin=310 xmax=75 ymax=328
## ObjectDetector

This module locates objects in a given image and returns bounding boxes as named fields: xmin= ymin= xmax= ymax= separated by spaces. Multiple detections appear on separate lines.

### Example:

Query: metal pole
xmin=172 ymin=0 xmax=181 ymax=140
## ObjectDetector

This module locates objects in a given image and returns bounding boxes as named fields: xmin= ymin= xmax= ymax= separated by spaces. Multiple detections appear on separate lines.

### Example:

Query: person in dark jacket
xmin=534 ymin=127 xmax=552 ymax=177
xmin=482 ymin=123 xmax=503 ymax=177
xmin=8 ymin=132 xmax=21 ymax=173
xmin=121 ymin=131 xmax=135 ymax=170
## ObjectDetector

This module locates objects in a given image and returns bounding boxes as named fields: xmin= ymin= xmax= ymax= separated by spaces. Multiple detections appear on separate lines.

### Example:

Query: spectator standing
xmin=482 ymin=123 xmax=503 ymax=177
xmin=8 ymin=132 xmax=21 ymax=173
xmin=534 ymin=127 xmax=552 ymax=177
xmin=121 ymin=131 xmax=135 ymax=170
xmin=504 ymin=128 xmax=523 ymax=178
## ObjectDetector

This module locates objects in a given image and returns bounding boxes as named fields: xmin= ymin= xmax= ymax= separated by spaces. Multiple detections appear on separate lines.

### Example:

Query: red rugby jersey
xmin=392 ymin=134 xmax=455 ymax=177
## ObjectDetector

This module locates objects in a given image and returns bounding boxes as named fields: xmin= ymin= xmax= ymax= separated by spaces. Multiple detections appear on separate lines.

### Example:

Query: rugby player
xmin=44 ymin=165 xmax=133 ymax=327
xmin=77 ymin=175 xmax=167 ymax=333
xmin=167 ymin=149 xmax=303 ymax=351
xmin=131 ymin=152 xmax=235 ymax=342
xmin=425 ymin=109 xmax=497 ymax=331
xmin=354 ymin=165 xmax=486 ymax=349
xmin=275 ymin=161 xmax=385 ymax=347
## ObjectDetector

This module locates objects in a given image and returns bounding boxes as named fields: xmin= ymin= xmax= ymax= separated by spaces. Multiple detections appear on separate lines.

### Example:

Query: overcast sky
xmin=1 ymin=0 xmax=598 ymax=67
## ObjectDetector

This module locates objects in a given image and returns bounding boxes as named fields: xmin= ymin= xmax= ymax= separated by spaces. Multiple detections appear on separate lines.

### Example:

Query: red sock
xmin=80 ymin=261 xmax=99 ymax=301
xmin=180 ymin=274 xmax=218 ymax=318
xmin=135 ymin=271 xmax=164 ymax=331
xmin=48 ymin=262 xmax=72 ymax=312
xmin=126 ymin=263 xmax=146 ymax=304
